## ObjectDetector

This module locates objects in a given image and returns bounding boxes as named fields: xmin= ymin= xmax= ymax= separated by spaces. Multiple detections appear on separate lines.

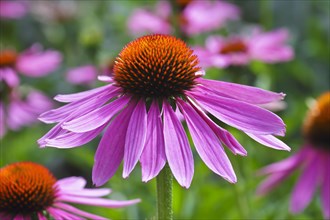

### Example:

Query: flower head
xmin=0 ymin=162 xmax=140 ymax=220
xmin=257 ymin=92 xmax=330 ymax=218
xmin=39 ymin=34 xmax=288 ymax=188
xmin=194 ymin=28 xmax=294 ymax=68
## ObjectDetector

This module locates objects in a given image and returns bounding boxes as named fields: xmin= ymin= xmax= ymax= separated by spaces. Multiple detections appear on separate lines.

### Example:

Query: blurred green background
xmin=1 ymin=0 xmax=329 ymax=219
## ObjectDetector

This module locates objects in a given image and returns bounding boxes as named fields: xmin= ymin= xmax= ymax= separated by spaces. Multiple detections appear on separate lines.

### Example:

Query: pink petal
xmin=257 ymin=171 xmax=294 ymax=195
xmin=163 ymin=100 xmax=194 ymax=188
xmin=178 ymin=99 xmax=236 ymax=183
xmin=63 ymin=96 xmax=129 ymax=133
xmin=92 ymin=100 xmax=134 ymax=186
xmin=290 ymin=152 xmax=320 ymax=214
xmin=54 ymin=203 xmax=107 ymax=220
xmin=0 ymin=102 xmax=6 ymax=138
xmin=321 ymin=154 xmax=330 ymax=218
xmin=44 ymin=124 xmax=106 ymax=148
xmin=54 ymin=84 xmax=113 ymax=103
xmin=56 ymin=177 xmax=87 ymax=190
xmin=188 ymin=99 xmax=246 ymax=156
xmin=13 ymin=215 xmax=24 ymax=220
xmin=189 ymin=91 xmax=285 ymax=136
xmin=47 ymin=207 xmax=82 ymax=220
xmin=196 ymin=78 xmax=285 ymax=104
xmin=60 ymin=188 xmax=111 ymax=197
xmin=39 ymin=87 xmax=116 ymax=124
xmin=16 ymin=50 xmax=62 ymax=77
xmin=58 ymin=195 xmax=141 ymax=208
xmin=37 ymin=213 xmax=47 ymax=220
xmin=66 ymin=65 xmax=98 ymax=85
xmin=0 ymin=67 xmax=19 ymax=87
xmin=123 ymin=99 xmax=147 ymax=178
xmin=246 ymin=133 xmax=290 ymax=151
xmin=140 ymin=100 xmax=166 ymax=182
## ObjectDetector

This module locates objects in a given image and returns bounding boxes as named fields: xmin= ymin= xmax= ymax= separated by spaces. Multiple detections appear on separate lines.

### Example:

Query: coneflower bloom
xmin=257 ymin=92 xmax=330 ymax=218
xmin=0 ymin=162 xmax=140 ymax=220
xmin=39 ymin=34 xmax=289 ymax=188
xmin=194 ymin=28 xmax=294 ymax=68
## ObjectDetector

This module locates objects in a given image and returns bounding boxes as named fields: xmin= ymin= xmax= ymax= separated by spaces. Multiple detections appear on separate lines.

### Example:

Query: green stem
xmin=157 ymin=164 xmax=173 ymax=220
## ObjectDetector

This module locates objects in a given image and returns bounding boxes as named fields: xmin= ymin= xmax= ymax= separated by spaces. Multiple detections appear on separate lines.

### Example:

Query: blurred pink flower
xmin=66 ymin=65 xmax=98 ymax=85
xmin=127 ymin=1 xmax=172 ymax=36
xmin=0 ymin=0 xmax=27 ymax=19
xmin=257 ymin=92 xmax=330 ymax=218
xmin=0 ymin=44 xmax=62 ymax=78
xmin=0 ymin=88 xmax=53 ymax=138
xmin=194 ymin=28 xmax=294 ymax=68
xmin=0 ymin=162 xmax=140 ymax=220
xmin=38 ymin=35 xmax=289 ymax=188
xmin=181 ymin=0 xmax=240 ymax=35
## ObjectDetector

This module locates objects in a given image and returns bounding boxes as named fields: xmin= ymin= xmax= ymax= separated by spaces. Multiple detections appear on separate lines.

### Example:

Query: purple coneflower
xmin=257 ymin=92 xmax=330 ymax=218
xmin=0 ymin=162 xmax=140 ymax=220
xmin=39 ymin=34 xmax=289 ymax=188
xmin=194 ymin=28 xmax=294 ymax=68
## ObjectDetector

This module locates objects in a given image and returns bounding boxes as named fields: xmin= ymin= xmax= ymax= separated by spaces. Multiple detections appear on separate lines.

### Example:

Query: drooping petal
xmin=163 ymin=100 xmax=194 ymax=188
xmin=92 ymin=100 xmax=135 ymax=187
xmin=258 ymin=151 xmax=302 ymax=175
xmin=140 ymin=100 xmax=166 ymax=182
xmin=63 ymin=96 xmax=129 ymax=133
xmin=257 ymin=171 xmax=294 ymax=195
xmin=246 ymin=133 xmax=290 ymax=151
xmin=39 ymin=87 xmax=117 ymax=124
xmin=321 ymin=153 xmax=330 ymax=218
xmin=37 ymin=212 xmax=47 ymax=220
xmin=66 ymin=65 xmax=98 ymax=85
xmin=47 ymin=207 xmax=82 ymax=220
xmin=54 ymin=203 xmax=107 ymax=220
xmin=0 ymin=67 xmax=19 ymax=87
xmin=188 ymin=91 xmax=285 ymax=136
xmin=44 ymin=124 xmax=106 ymax=148
xmin=54 ymin=84 xmax=113 ymax=103
xmin=188 ymin=99 xmax=246 ymax=156
xmin=290 ymin=152 xmax=320 ymax=214
xmin=58 ymin=195 xmax=141 ymax=208
xmin=0 ymin=102 xmax=6 ymax=138
xmin=178 ymin=99 xmax=236 ymax=183
xmin=16 ymin=50 xmax=62 ymax=77
xmin=123 ymin=99 xmax=147 ymax=178
xmin=196 ymin=78 xmax=285 ymax=104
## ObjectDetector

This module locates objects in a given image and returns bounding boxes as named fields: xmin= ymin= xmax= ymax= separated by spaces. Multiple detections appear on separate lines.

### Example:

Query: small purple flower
xmin=180 ymin=0 xmax=240 ymax=35
xmin=66 ymin=65 xmax=98 ymax=85
xmin=39 ymin=34 xmax=289 ymax=188
xmin=0 ymin=0 xmax=27 ymax=19
xmin=0 ymin=162 xmax=140 ymax=220
xmin=257 ymin=92 xmax=330 ymax=218
xmin=194 ymin=28 xmax=294 ymax=68
xmin=127 ymin=1 xmax=172 ymax=36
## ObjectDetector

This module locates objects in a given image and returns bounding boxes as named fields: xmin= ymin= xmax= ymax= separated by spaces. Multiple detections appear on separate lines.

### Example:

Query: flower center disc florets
xmin=0 ymin=50 xmax=17 ymax=67
xmin=303 ymin=92 xmax=330 ymax=150
xmin=0 ymin=162 xmax=57 ymax=215
xmin=113 ymin=34 xmax=201 ymax=98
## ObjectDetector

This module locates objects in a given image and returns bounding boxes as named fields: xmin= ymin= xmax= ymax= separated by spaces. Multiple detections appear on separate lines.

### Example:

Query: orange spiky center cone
xmin=0 ymin=162 xmax=57 ymax=215
xmin=303 ymin=92 xmax=330 ymax=150
xmin=113 ymin=34 xmax=201 ymax=98
xmin=0 ymin=50 xmax=17 ymax=67
xmin=220 ymin=40 xmax=248 ymax=54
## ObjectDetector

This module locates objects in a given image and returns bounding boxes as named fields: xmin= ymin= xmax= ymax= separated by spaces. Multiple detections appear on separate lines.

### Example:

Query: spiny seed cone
xmin=113 ymin=34 xmax=201 ymax=98
xmin=0 ymin=162 xmax=57 ymax=214
xmin=303 ymin=92 xmax=330 ymax=150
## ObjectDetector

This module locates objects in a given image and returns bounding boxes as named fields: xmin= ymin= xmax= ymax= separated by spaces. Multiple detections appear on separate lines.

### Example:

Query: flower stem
xmin=157 ymin=164 xmax=173 ymax=220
